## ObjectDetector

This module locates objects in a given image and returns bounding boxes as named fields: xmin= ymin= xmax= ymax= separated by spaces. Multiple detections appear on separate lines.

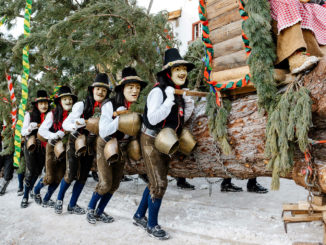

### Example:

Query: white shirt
xmin=21 ymin=112 xmax=31 ymax=137
xmin=63 ymin=101 xmax=84 ymax=132
xmin=147 ymin=87 xmax=194 ymax=126
xmin=99 ymin=101 xmax=126 ymax=139
xmin=38 ymin=112 xmax=59 ymax=140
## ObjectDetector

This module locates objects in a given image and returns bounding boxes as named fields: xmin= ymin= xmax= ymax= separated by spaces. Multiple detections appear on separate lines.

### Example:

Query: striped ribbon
xmin=13 ymin=0 xmax=32 ymax=167
xmin=198 ymin=0 xmax=251 ymax=106
xmin=0 ymin=16 xmax=6 ymax=27
xmin=5 ymin=73 xmax=17 ymax=128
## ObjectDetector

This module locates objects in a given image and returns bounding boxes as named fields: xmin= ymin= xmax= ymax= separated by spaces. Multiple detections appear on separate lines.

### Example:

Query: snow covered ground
xmin=0 ymin=175 xmax=323 ymax=245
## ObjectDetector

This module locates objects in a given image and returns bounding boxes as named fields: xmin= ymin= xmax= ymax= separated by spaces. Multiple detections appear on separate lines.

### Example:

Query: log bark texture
xmin=124 ymin=57 xmax=326 ymax=193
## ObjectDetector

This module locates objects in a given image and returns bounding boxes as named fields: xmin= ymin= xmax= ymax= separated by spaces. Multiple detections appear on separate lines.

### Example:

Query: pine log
xmin=213 ymin=35 xmax=244 ymax=57
xmin=124 ymin=57 xmax=326 ymax=194
xmin=212 ymin=49 xmax=247 ymax=71
xmin=209 ymin=20 xmax=243 ymax=44
xmin=209 ymin=8 xmax=241 ymax=31
xmin=206 ymin=0 xmax=239 ymax=20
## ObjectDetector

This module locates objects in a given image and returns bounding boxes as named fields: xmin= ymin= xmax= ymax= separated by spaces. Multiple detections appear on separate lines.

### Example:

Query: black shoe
xmin=30 ymin=190 xmax=35 ymax=199
xmin=54 ymin=200 xmax=63 ymax=214
xmin=133 ymin=215 xmax=147 ymax=229
xmin=247 ymin=182 xmax=268 ymax=194
xmin=221 ymin=183 xmax=243 ymax=192
xmin=34 ymin=194 xmax=42 ymax=205
xmin=92 ymin=171 xmax=99 ymax=182
xmin=17 ymin=187 xmax=24 ymax=196
xmin=67 ymin=204 xmax=86 ymax=215
xmin=21 ymin=198 xmax=29 ymax=208
xmin=177 ymin=181 xmax=195 ymax=190
xmin=121 ymin=175 xmax=133 ymax=182
xmin=146 ymin=225 xmax=169 ymax=240
xmin=86 ymin=209 xmax=97 ymax=224
xmin=95 ymin=210 xmax=114 ymax=223
xmin=42 ymin=199 xmax=55 ymax=208
xmin=0 ymin=180 xmax=10 ymax=196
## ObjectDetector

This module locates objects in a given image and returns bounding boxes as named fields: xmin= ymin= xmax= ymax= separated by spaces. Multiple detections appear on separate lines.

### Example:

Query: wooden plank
xmin=213 ymin=35 xmax=244 ymax=57
xmin=313 ymin=196 xmax=326 ymax=206
xmin=283 ymin=203 xmax=300 ymax=211
xmin=212 ymin=49 xmax=247 ymax=72
xmin=168 ymin=9 xmax=182 ymax=20
xmin=207 ymin=0 xmax=239 ymax=20
xmin=210 ymin=20 xmax=242 ymax=44
xmin=297 ymin=201 xmax=326 ymax=211
xmin=283 ymin=213 xmax=322 ymax=222
xmin=206 ymin=0 xmax=219 ymax=7
xmin=208 ymin=8 xmax=241 ymax=31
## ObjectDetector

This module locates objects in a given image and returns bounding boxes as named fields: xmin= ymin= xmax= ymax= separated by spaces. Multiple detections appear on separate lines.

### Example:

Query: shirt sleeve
xmin=21 ymin=112 xmax=31 ymax=137
xmin=38 ymin=112 xmax=57 ymax=140
xmin=147 ymin=87 xmax=174 ymax=126
xmin=99 ymin=102 xmax=127 ymax=139
xmin=63 ymin=101 xmax=84 ymax=132
xmin=184 ymin=96 xmax=195 ymax=122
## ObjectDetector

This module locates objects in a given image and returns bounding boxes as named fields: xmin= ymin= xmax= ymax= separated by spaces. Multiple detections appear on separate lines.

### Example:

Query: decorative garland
xmin=0 ymin=16 xmax=6 ymax=27
xmin=6 ymin=73 xmax=17 ymax=129
xmin=198 ymin=0 xmax=251 ymax=106
xmin=13 ymin=0 xmax=32 ymax=167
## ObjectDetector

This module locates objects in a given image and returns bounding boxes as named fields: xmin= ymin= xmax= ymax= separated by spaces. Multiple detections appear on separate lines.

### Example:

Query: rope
xmin=13 ymin=0 xmax=32 ymax=167
xmin=198 ymin=0 xmax=251 ymax=106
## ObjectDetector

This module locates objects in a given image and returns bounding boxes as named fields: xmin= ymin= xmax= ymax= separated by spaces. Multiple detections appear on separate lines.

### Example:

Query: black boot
xmin=0 ymin=180 xmax=10 ymax=196
xmin=86 ymin=209 xmax=97 ymax=224
xmin=17 ymin=187 xmax=24 ymax=196
xmin=34 ymin=193 xmax=42 ymax=205
xmin=91 ymin=171 xmax=99 ymax=182
xmin=54 ymin=200 xmax=63 ymax=214
xmin=247 ymin=179 xmax=268 ymax=194
xmin=95 ymin=210 xmax=114 ymax=223
xmin=21 ymin=198 xmax=29 ymax=208
xmin=176 ymin=178 xmax=195 ymax=190
xmin=221 ymin=178 xmax=243 ymax=192
xmin=146 ymin=225 xmax=169 ymax=240
xmin=133 ymin=215 xmax=148 ymax=229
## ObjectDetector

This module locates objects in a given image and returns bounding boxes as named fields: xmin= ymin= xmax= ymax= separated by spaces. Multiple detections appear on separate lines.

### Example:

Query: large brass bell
xmin=104 ymin=138 xmax=119 ymax=163
xmin=54 ymin=140 xmax=65 ymax=160
xmin=85 ymin=118 xmax=99 ymax=135
xmin=155 ymin=128 xmax=179 ymax=155
xmin=178 ymin=128 xmax=196 ymax=155
xmin=75 ymin=134 xmax=87 ymax=157
xmin=127 ymin=139 xmax=141 ymax=161
xmin=26 ymin=135 xmax=37 ymax=152
xmin=118 ymin=112 xmax=141 ymax=136
xmin=37 ymin=132 xmax=47 ymax=142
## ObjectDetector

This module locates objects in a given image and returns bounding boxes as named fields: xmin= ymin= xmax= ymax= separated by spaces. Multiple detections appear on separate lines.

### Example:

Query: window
xmin=192 ymin=21 xmax=202 ymax=41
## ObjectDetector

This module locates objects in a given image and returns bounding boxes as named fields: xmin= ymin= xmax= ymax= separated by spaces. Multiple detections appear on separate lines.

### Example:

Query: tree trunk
xmin=124 ymin=57 xmax=326 ymax=193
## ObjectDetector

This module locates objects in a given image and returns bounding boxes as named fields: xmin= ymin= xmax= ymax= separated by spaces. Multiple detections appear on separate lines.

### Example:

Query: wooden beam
xmin=209 ymin=20 xmax=242 ymax=44
xmin=207 ymin=0 xmax=239 ymax=20
xmin=212 ymin=49 xmax=247 ymax=72
xmin=208 ymin=8 xmax=241 ymax=31
xmin=213 ymin=35 xmax=244 ymax=57
xmin=168 ymin=9 xmax=182 ymax=20
xmin=283 ymin=213 xmax=322 ymax=222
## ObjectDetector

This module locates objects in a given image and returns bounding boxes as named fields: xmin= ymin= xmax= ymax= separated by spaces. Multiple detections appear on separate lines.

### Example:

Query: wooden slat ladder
xmin=282 ymin=196 xmax=326 ymax=244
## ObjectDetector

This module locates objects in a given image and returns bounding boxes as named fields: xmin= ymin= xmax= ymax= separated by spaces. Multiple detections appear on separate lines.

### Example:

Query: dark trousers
xmin=24 ymin=143 xmax=45 ymax=186
xmin=64 ymin=134 xmax=94 ymax=184
xmin=0 ymin=154 xmax=14 ymax=181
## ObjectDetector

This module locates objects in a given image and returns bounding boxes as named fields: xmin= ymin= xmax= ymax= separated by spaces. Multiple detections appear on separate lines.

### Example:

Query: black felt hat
xmin=115 ymin=67 xmax=147 ymax=92
xmin=157 ymin=48 xmax=195 ymax=76
xmin=88 ymin=73 xmax=112 ymax=93
xmin=32 ymin=90 xmax=52 ymax=104
xmin=54 ymin=86 xmax=78 ymax=104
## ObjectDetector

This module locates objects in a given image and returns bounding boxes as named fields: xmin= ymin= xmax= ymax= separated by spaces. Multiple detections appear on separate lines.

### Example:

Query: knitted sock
xmin=57 ymin=179 xmax=71 ymax=201
xmin=134 ymin=186 xmax=150 ymax=218
xmin=147 ymin=194 xmax=162 ymax=229
xmin=68 ymin=181 xmax=84 ymax=208
xmin=88 ymin=192 xmax=102 ymax=210
xmin=33 ymin=177 xmax=44 ymax=195
xmin=43 ymin=183 xmax=59 ymax=202
xmin=96 ymin=192 xmax=112 ymax=215
xmin=18 ymin=173 xmax=24 ymax=189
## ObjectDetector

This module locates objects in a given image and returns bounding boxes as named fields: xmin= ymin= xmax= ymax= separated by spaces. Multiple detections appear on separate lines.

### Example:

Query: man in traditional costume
xmin=86 ymin=67 xmax=146 ymax=224
xmin=133 ymin=48 xmax=195 ymax=240
xmin=53 ymin=73 xmax=111 ymax=215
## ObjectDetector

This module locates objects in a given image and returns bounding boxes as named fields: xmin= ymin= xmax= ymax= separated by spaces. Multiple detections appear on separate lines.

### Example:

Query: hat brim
xmin=157 ymin=60 xmax=195 ymax=76
xmin=88 ymin=83 xmax=111 ymax=94
xmin=32 ymin=98 xmax=52 ymax=104
xmin=54 ymin=93 xmax=78 ymax=104
xmin=115 ymin=79 xmax=148 ymax=92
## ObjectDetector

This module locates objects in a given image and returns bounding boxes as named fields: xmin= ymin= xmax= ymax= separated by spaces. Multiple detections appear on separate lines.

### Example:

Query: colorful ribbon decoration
xmin=5 ymin=73 xmax=17 ymax=129
xmin=13 ymin=0 xmax=32 ymax=167
xmin=0 ymin=16 xmax=6 ymax=27
xmin=198 ymin=0 xmax=251 ymax=106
